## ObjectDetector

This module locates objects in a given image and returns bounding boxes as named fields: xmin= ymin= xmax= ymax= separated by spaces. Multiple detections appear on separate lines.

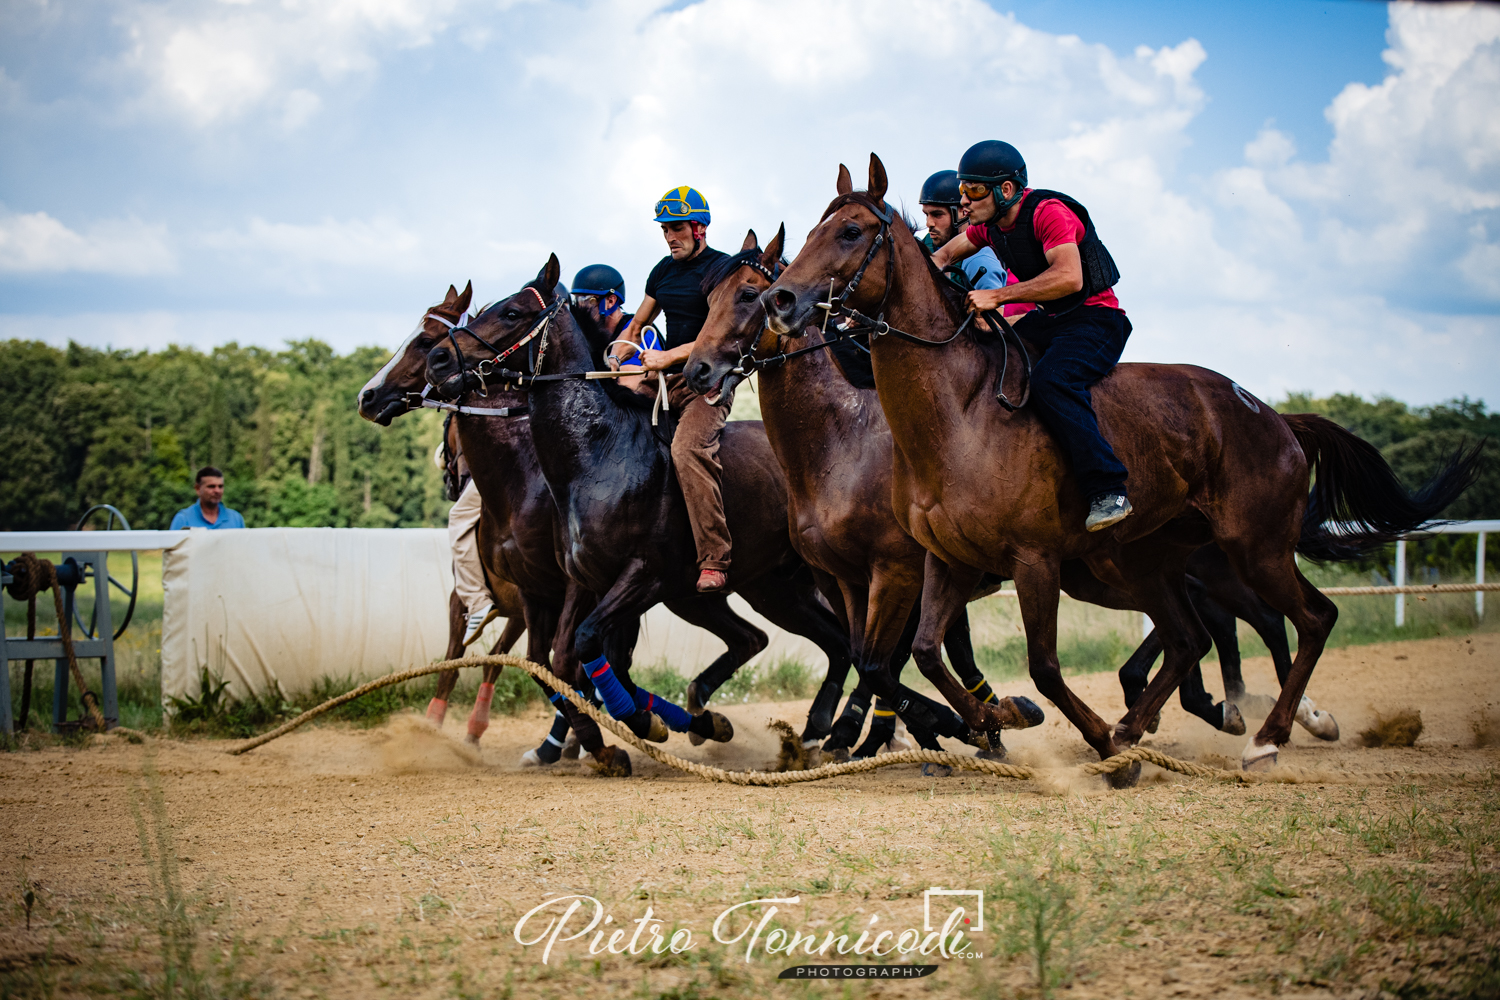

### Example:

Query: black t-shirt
xmin=643 ymin=247 xmax=730 ymax=350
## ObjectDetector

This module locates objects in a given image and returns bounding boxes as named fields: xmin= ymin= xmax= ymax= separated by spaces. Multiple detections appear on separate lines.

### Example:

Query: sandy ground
xmin=1 ymin=632 xmax=1497 ymax=999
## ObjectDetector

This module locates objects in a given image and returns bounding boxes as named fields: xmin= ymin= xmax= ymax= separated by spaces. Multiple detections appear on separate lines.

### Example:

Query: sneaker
xmin=462 ymin=604 xmax=498 ymax=646
xmin=1085 ymin=493 xmax=1132 ymax=532
xmin=696 ymin=569 xmax=728 ymax=593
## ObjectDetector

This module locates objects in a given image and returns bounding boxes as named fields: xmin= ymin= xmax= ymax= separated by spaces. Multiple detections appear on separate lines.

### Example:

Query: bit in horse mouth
xmin=705 ymin=370 xmax=744 ymax=407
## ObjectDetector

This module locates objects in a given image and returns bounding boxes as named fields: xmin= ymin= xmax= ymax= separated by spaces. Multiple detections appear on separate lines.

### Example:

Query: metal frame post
xmin=1479 ymin=531 xmax=1488 ymax=621
xmin=0 ymin=567 xmax=11 ymax=736
xmin=1394 ymin=539 xmax=1406 ymax=628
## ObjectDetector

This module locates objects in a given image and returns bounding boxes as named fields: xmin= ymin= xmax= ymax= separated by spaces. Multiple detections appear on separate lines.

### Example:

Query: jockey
xmin=918 ymin=169 xmax=1005 ymax=293
xmin=933 ymin=141 xmax=1132 ymax=532
xmin=607 ymin=186 xmax=733 ymax=592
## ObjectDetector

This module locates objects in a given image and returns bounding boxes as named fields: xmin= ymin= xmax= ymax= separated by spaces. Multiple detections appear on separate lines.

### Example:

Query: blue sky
xmin=1 ymin=0 xmax=1496 ymax=405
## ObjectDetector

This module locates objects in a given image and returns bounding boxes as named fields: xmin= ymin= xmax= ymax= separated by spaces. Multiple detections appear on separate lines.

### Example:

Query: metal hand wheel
xmin=73 ymin=504 xmax=139 ymax=640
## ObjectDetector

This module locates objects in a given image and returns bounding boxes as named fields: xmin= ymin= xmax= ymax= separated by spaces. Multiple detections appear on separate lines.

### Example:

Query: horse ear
xmin=868 ymin=153 xmax=889 ymax=206
xmin=741 ymin=228 xmax=758 ymax=252
xmin=836 ymin=163 xmax=853 ymax=196
xmin=762 ymin=224 xmax=785 ymax=269
xmin=456 ymin=280 xmax=473 ymax=314
xmin=538 ymin=254 xmax=561 ymax=299
xmin=443 ymin=284 xmax=460 ymax=307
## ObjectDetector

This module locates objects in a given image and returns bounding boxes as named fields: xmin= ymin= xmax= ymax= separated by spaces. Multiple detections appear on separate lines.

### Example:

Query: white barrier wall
xmin=159 ymin=527 xmax=832 ymax=709
xmin=161 ymin=528 xmax=453 ymax=707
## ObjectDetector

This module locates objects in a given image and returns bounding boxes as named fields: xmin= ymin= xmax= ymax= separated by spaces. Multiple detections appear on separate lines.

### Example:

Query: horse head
xmin=357 ymin=281 xmax=473 ymax=425
xmin=424 ymin=255 xmax=565 ymax=400
xmin=685 ymin=225 xmax=786 ymax=403
xmin=763 ymin=154 xmax=899 ymax=337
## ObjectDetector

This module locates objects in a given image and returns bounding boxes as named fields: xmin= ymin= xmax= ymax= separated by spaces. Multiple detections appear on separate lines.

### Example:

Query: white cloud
xmin=0 ymin=208 xmax=175 ymax=275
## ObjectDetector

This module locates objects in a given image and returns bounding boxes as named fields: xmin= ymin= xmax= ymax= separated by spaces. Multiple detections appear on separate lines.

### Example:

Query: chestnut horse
xmin=422 ymin=258 xmax=855 ymax=749
xmin=685 ymin=229 xmax=1339 ymax=747
xmin=759 ymin=156 xmax=1476 ymax=773
xmin=359 ymin=283 xmax=629 ymax=774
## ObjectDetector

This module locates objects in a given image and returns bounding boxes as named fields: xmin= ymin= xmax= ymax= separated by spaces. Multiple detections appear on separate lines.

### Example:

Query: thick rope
xmin=223 ymin=654 xmax=1477 ymax=788
xmin=1318 ymin=583 xmax=1500 ymax=596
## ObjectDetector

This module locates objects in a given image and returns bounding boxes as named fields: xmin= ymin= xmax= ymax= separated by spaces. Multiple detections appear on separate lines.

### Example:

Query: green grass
xmin=634 ymin=656 xmax=817 ymax=706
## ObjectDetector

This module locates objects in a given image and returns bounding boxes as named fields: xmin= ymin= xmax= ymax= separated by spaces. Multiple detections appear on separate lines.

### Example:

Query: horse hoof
xmin=561 ymin=732 xmax=582 ymax=759
xmin=520 ymin=749 xmax=546 ymax=767
xmin=998 ymin=695 xmax=1045 ymax=729
xmin=686 ymin=679 xmax=709 ymax=715
xmin=922 ymin=763 xmax=953 ymax=778
xmin=464 ymin=733 xmax=482 ymax=748
xmin=1221 ymin=702 xmax=1246 ymax=736
xmin=1105 ymin=761 xmax=1141 ymax=789
xmin=590 ymin=745 xmax=633 ymax=777
xmin=706 ymin=711 xmax=735 ymax=743
xmin=687 ymin=730 xmax=706 ymax=746
xmin=1146 ymin=712 xmax=1161 ymax=734
xmin=626 ymin=711 xmax=669 ymax=743
xmin=822 ymin=746 xmax=852 ymax=764
xmin=1242 ymin=739 xmax=1279 ymax=772
xmin=1295 ymin=696 xmax=1340 ymax=741
xmin=977 ymin=745 xmax=1008 ymax=762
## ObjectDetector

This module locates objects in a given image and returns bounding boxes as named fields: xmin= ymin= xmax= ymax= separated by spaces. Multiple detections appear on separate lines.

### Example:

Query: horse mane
xmin=699 ymin=245 xmax=791 ymax=295
xmin=819 ymin=191 xmax=969 ymax=329
xmin=567 ymin=302 xmax=657 ymax=413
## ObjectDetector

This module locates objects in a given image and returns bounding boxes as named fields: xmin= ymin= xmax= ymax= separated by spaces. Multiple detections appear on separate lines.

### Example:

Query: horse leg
xmin=1012 ymin=556 xmax=1122 ymax=766
xmin=1181 ymin=585 xmax=1244 ymax=734
xmin=737 ymin=571 xmax=854 ymax=745
xmin=1113 ymin=568 xmax=1214 ymax=753
xmin=852 ymin=609 xmax=916 ymax=759
xmin=1221 ymin=543 xmax=1340 ymax=768
xmin=1117 ymin=629 xmax=1160 ymax=712
xmin=575 ymin=562 xmax=707 ymax=744
xmin=911 ymin=554 xmax=1045 ymax=761
xmin=545 ymin=585 xmax=628 ymax=774
xmin=668 ymin=594 xmax=767 ymax=714
xmin=463 ymin=611 xmax=526 ymax=746
xmin=799 ymin=568 xmax=855 ymax=745
xmin=428 ymin=589 xmax=468 ymax=725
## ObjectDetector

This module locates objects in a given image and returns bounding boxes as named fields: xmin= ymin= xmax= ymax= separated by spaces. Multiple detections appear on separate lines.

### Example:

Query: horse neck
xmin=759 ymin=331 xmax=885 ymax=478
xmin=870 ymin=234 xmax=1004 ymax=425
xmin=454 ymin=412 xmax=537 ymax=524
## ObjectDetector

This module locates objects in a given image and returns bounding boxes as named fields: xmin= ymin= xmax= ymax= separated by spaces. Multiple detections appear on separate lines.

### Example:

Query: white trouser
xmin=447 ymin=480 xmax=489 ymax=613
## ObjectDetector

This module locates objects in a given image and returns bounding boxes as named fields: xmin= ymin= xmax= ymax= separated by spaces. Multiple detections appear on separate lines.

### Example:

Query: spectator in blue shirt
xmin=170 ymin=467 xmax=246 ymax=530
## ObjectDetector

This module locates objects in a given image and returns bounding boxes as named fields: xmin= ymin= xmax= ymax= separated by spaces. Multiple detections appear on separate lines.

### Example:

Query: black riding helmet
xmin=919 ymin=169 xmax=963 ymax=208
xmin=570 ymin=264 xmax=627 ymax=316
xmin=957 ymin=140 xmax=1028 ymax=213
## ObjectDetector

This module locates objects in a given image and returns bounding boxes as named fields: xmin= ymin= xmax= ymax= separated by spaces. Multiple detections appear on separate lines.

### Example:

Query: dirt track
xmin=2 ymin=633 xmax=1497 ymax=998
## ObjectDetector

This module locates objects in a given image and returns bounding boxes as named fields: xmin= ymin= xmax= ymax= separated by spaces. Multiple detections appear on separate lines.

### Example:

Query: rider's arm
xmin=966 ymin=242 xmax=1082 ymax=312
xmin=931 ymin=233 xmax=979 ymax=270
xmin=639 ymin=339 xmax=696 ymax=371
xmin=609 ymin=296 xmax=661 ymax=367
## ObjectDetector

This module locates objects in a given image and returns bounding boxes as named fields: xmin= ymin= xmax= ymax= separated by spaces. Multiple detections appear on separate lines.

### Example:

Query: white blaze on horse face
xmin=361 ymin=318 xmax=428 ymax=399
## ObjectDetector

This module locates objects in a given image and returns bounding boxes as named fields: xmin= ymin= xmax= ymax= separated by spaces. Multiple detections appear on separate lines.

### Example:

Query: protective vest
xmin=984 ymin=189 xmax=1119 ymax=316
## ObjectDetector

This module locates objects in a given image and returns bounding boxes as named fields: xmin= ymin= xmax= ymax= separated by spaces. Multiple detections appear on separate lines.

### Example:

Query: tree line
xmin=0 ymin=339 xmax=446 ymax=532
xmin=0 ymin=340 xmax=1494 ymax=549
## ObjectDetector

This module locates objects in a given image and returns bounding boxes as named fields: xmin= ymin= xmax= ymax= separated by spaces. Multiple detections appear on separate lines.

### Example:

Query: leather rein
xmin=737 ymin=195 xmax=1032 ymax=411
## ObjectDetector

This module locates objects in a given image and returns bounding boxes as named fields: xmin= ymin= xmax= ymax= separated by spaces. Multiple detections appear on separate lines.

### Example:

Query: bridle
xmin=424 ymin=286 xmax=569 ymax=404
xmin=749 ymin=193 xmax=1032 ymax=411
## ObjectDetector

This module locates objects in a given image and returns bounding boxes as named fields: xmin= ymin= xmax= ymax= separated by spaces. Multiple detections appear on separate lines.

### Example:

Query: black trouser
xmin=1015 ymin=305 xmax=1132 ymax=501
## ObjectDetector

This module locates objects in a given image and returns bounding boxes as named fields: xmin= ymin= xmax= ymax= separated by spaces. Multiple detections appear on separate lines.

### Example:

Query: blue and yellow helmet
xmin=653 ymin=186 xmax=711 ymax=226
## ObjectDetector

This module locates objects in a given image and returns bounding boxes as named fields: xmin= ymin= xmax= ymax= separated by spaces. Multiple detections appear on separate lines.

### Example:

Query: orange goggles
xmin=958 ymin=180 xmax=994 ymax=200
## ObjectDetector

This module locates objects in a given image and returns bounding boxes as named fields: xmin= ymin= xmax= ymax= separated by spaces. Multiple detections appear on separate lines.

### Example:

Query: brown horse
xmin=760 ymin=155 xmax=1476 ymax=774
xmin=684 ymin=229 xmax=1337 ymax=749
xmin=686 ymin=227 xmax=1044 ymax=767
xmin=358 ymin=283 xmax=629 ymax=774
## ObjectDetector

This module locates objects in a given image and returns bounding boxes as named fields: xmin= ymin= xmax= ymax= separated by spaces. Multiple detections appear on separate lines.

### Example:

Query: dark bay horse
xmin=358 ymin=283 xmax=630 ymax=774
xmin=686 ymin=227 xmax=1045 ymax=769
xmin=422 ymin=257 xmax=854 ymax=748
xmin=684 ymin=229 xmax=1336 ymax=748
xmin=759 ymin=156 xmax=1476 ymax=773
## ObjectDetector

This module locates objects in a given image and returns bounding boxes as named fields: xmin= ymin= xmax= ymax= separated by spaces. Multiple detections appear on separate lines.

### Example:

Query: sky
xmin=0 ymin=0 xmax=1496 ymax=406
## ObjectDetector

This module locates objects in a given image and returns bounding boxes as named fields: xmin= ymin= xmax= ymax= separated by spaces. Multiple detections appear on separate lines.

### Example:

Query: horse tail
xmin=1283 ymin=412 xmax=1484 ymax=561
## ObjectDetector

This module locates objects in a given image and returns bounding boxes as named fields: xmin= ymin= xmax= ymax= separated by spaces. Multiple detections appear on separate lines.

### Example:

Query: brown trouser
xmin=665 ymin=373 xmax=732 ymax=573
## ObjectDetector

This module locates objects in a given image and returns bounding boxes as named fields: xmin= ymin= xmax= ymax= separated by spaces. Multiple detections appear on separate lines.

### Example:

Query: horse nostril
xmin=360 ymin=388 xmax=375 ymax=404
xmin=431 ymin=347 xmax=450 ymax=366
xmin=771 ymin=289 xmax=797 ymax=314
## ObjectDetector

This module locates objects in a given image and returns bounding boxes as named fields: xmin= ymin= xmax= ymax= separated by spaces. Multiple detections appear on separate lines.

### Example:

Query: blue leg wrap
xmin=633 ymin=688 xmax=692 ymax=731
xmin=584 ymin=656 xmax=637 ymax=720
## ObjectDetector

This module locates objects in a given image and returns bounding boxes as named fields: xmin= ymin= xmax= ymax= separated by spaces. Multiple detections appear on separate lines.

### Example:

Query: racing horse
xmin=421 ymin=258 xmax=859 ymax=749
xmin=757 ymin=156 xmax=1477 ymax=774
xmin=359 ymin=283 xmax=630 ymax=774
xmin=687 ymin=228 xmax=1045 ymax=769
xmin=685 ymin=229 xmax=1335 ymax=746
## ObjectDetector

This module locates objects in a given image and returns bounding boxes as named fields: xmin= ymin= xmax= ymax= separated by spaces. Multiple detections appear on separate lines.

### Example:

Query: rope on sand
xmin=225 ymin=654 xmax=1475 ymax=787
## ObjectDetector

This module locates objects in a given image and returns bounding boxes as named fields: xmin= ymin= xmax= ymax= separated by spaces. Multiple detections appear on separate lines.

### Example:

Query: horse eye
xmin=738 ymin=288 xmax=758 ymax=303
xmin=840 ymin=225 xmax=862 ymax=241
xmin=503 ymin=310 xmax=520 ymax=321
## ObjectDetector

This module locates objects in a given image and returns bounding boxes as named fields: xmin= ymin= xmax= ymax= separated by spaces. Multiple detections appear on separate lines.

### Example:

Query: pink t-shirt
xmin=965 ymin=189 xmax=1121 ymax=312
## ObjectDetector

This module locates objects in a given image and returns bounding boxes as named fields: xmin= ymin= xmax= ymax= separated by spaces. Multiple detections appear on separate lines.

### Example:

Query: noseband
xmin=427 ymin=287 xmax=568 ymax=404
